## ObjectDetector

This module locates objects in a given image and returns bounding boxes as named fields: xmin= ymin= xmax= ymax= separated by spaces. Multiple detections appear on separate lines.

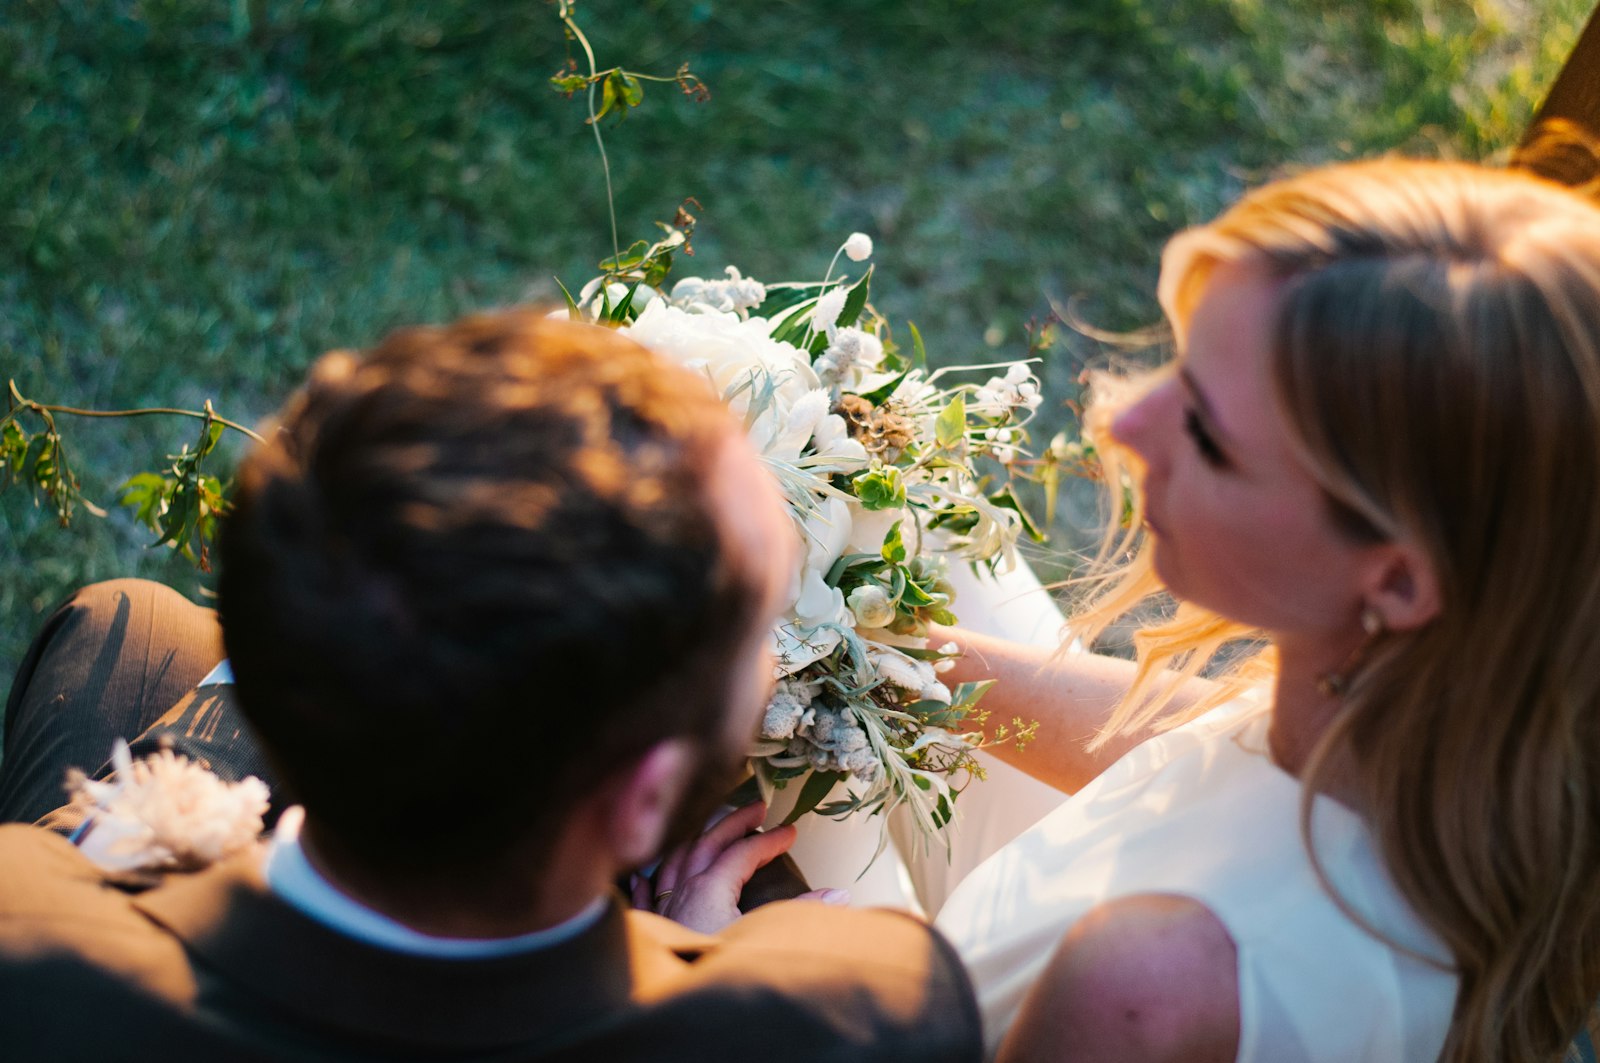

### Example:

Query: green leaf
xmin=837 ymin=267 xmax=873 ymax=330
xmin=617 ymin=70 xmax=644 ymax=107
xmin=825 ymin=551 xmax=888 ymax=585
xmin=595 ymin=71 xmax=620 ymax=122
xmin=21 ymin=432 xmax=50 ymax=490
xmin=607 ymin=282 xmax=642 ymax=323
xmin=951 ymin=679 xmax=997 ymax=710
xmin=553 ymin=276 xmax=583 ymax=321
xmin=881 ymin=519 xmax=907 ymax=564
xmin=856 ymin=369 xmax=909 ymax=407
xmin=118 ymin=472 xmax=170 ymax=532
xmin=988 ymin=484 xmax=1047 ymax=543
xmin=935 ymin=393 xmax=967 ymax=450
xmin=549 ymin=72 xmax=589 ymax=95
xmin=780 ymin=769 xmax=848 ymax=825
xmin=599 ymin=240 xmax=649 ymax=273
xmin=0 ymin=420 xmax=28 ymax=483
xmin=932 ymin=792 xmax=954 ymax=829
xmin=1042 ymin=460 xmax=1060 ymax=525
xmin=908 ymin=321 xmax=928 ymax=367
xmin=769 ymin=300 xmax=817 ymax=347
xmin=197 ymin=419 xmax=224 ymax=457
xmin=926 ymin=506 xmax=979 ymax=535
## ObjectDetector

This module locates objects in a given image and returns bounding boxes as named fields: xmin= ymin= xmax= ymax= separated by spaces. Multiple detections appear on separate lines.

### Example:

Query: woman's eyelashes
xmin=1183 ymin=408 xmax=1229 ymax=467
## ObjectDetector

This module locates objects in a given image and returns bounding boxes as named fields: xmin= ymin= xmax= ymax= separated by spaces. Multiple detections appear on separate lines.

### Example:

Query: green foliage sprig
xmin=1 ymin=381 xmax=261 ymax=570
xmin=548 ymin=0 xmax=710 ymax=259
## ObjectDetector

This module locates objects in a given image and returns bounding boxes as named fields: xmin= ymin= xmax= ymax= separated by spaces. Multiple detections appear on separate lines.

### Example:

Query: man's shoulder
xmin=625 ymin=901 xmax=981 ymax=1061
xmin=0 ymin=824 xmax=201 ymax=1048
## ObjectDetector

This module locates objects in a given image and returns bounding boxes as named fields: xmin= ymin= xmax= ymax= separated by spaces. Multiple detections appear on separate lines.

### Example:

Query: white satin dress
xmin=933 ymin=693 xmax=1460 ymax=1061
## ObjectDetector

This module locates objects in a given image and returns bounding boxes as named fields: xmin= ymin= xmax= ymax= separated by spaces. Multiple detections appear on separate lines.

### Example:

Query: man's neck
xmin=296 ymin=815 xmax=610 ymax=940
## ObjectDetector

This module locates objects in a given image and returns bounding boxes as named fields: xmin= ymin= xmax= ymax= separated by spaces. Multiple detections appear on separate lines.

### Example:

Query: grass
xmin=1 ymin=0 xmax=1590 ymax=732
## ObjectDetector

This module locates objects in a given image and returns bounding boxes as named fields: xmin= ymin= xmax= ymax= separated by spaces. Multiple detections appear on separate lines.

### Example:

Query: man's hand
xmin=632 ymin=802 xmax=848 ymax=932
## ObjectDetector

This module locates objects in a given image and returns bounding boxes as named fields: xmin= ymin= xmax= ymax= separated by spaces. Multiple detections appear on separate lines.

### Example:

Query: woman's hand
xmin=631 ymin=801 xmax=848 ymax=933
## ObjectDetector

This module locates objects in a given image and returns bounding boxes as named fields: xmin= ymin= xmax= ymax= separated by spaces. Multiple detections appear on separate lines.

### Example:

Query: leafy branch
xmin=548 ymin=0 xmax=710 ymax=260
xmin=2 ymin=380 xmax=260 ymax=570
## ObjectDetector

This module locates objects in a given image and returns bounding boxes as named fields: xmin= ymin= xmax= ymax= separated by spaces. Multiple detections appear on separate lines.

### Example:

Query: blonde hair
xmin=1077 ymin=159 xmax=1600 ymax=1061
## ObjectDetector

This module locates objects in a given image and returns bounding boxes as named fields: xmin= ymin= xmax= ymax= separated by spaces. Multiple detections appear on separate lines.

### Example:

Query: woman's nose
xmin=1109 ymin=384 xmax=1169 ymax=459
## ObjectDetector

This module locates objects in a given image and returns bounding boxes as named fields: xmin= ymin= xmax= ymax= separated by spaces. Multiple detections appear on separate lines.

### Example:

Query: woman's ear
xmin=603 ymin=739 xmax=696 ymax=868
xmin=1362 ymin=540 xmax=1441 ymax=633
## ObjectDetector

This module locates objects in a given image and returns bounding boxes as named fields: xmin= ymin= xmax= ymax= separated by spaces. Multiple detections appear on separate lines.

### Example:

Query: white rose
xmin=622 ymin=302 xmax=817 ymax=422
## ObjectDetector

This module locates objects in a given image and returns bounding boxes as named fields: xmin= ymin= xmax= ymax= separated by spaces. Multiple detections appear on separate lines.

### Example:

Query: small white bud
xmin=844 ymin=232 xmax=874 ymax=262
xmin=846 ymin=584 xmax=896 ymax=628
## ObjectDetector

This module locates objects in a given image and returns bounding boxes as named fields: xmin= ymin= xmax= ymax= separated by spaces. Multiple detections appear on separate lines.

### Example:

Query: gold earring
xmin=1316 ymin=606 xmax=1384 ymax=698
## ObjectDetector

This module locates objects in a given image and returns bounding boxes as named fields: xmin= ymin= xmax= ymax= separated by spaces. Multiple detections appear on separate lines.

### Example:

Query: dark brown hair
xmin=218 ymin=310 xmax=766 ymax=875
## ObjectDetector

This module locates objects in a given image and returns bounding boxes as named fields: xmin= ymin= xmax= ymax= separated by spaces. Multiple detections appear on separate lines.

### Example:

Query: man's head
xmin=218 ymin=310 xmax=792 ymax=893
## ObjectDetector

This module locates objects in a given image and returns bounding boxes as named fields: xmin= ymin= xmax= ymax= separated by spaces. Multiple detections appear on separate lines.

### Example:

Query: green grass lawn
xmin=2 ymin=0 xmax=1589 ymax=734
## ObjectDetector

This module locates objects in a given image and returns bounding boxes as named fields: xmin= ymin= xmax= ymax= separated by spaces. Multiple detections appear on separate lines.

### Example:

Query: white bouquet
xmin=564 ymin=223 xmax=1041 ymax=846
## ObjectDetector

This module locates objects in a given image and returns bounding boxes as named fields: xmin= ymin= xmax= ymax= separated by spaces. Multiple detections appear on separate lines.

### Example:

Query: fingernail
xmin=821 ymin=889 xmax=849 ymax=906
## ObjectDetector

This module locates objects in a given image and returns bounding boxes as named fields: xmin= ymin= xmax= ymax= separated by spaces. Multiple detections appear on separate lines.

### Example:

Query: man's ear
xmin=1361 ymin=540 xmax=1441 ymax=633
xmin=604 ymin=739 xmax=696 ymax=869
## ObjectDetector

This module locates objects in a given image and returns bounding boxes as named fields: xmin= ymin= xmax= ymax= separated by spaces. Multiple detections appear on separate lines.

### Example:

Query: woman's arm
xmin=997 ymin=894 xmax=1240 ymax=1063
xmin=929 ymin=624 xmax=1214 ymax=794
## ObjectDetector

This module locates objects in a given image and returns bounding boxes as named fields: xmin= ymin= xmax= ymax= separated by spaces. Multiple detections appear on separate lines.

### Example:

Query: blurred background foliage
xmin=1 ymin=0 xmax=1591 ymax=719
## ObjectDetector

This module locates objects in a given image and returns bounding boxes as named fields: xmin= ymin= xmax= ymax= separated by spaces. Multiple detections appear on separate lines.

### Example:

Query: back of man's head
xmin=218 ymin=310 xmax=768 ymax=880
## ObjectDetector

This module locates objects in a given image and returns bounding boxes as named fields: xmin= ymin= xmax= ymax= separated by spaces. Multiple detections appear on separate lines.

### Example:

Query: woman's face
xmin=1111 ymin=262 xmax=1372 ymax=639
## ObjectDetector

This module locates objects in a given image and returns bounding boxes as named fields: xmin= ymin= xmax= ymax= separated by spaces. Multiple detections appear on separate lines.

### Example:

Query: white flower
xmin=670 ymin=266 xmax=767 ymax=315
xmin=815 ymin=327 xmax=885 ymax=388
xmin=973 ymin=365 xmax=1043 ymax=414
xmin=844 ymin=232 xmax=874 ymax=262
xmin=812 ymin=287 xmax=849 ymax=337
xmin=765 ymin=388 xmax=833 ymax=462
xmin=762 ymin=679 xmax=818 ymax=740
xmin=847 ymin=584 xmax=895 ymax=628
xmin=71 ymin=739 xmax=269 ymax=873
xmin=866 ymin=644 xmax=952 ymax=704
xmin=811 ymin=414 xmax=869 ymax=465
xmin=799 ymin=495 xmax=853 ymax=575
xmin=796 ymin=705 xmax=880 ymax=781
xmin=793 ymin=568 xmax=848 ymax=627
xmin=621 ymin=301 xmax=817 ymax=423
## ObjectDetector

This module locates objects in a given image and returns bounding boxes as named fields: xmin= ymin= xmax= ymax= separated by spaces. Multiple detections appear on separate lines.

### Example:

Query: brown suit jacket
xmin=0 ymin=826 xmax=981 ymax=1062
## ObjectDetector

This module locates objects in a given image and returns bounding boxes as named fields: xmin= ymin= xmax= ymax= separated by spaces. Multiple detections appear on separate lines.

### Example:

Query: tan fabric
xmin=0 ymin=825 xmax=980 ymax=1061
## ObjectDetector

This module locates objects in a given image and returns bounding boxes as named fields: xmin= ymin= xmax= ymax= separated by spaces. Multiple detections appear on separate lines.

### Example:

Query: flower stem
xmin=558 ymin=4 xmax=620 ymax=261
xmin=6 ymin=381 xmax=265 ymax=444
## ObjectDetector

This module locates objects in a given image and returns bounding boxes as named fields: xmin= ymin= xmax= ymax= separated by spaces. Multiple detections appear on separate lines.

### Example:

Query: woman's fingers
xmin=658 ymin=823 xmax=801 ymax=933
xmin=651 ymin=801 xmax=768 ymax=902
xmin=681 ymin=801 xmax=769 ymax=881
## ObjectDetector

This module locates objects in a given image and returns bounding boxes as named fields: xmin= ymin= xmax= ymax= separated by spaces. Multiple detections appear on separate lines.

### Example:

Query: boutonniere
xmin=69 ymin=738 xmax=270 ymax=875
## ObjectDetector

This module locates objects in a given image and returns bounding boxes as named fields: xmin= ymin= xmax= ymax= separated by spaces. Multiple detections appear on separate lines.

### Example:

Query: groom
xmin=0 ymin=310 xmax=979 ymax=1060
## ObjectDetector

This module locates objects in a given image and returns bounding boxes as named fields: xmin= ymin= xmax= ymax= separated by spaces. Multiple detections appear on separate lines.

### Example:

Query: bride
xmin=883 ymin=158 xmax=1600 ymax=1062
